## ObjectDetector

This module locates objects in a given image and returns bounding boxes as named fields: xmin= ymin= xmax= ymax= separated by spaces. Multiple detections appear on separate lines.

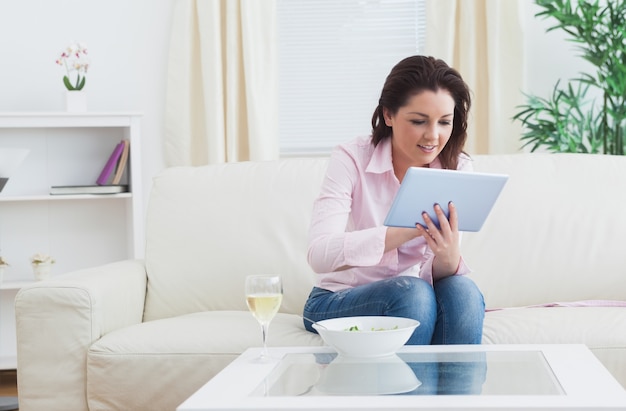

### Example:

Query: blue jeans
xmin=303 ymin=275 xmax=485 ymax=344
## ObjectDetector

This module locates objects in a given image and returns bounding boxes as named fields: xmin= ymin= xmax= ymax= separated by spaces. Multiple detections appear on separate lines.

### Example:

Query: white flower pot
xmin=65 ymin=90 xmax=87 ymax=112
xmin=32 ymin=263 xmax=53 ymax=281
xmin=0 ymin=266 xmax=5 ymax=284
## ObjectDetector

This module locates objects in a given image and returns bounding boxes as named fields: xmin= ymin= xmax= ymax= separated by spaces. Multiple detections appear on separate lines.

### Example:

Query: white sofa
xmin=15 ymin=153 xmax=626 ymax=410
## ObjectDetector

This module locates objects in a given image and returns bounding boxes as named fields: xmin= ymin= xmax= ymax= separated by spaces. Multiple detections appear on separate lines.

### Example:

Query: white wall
xmin=522 ymin=1 xmax=595 ymax=98
xmin=0 ymin=0 xmax=589 ymax=202
xmin=0 ymin=0 xmax=176 ymax=208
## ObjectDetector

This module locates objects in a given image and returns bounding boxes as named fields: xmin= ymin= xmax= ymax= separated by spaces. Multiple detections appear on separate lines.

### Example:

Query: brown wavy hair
xmin=371 ymin=56 xmax=471 ymax=170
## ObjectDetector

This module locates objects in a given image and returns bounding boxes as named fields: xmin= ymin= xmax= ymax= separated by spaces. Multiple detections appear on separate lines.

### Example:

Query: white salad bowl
xmin=316 ymin=353 xmax=421 ymax=395
xmin=312 ymin=316 xmax=420 ymax=358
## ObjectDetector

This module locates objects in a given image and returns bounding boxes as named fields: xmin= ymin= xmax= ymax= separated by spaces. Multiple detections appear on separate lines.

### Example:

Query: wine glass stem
xmin=260 ymin=323 xmax=270 ymax=358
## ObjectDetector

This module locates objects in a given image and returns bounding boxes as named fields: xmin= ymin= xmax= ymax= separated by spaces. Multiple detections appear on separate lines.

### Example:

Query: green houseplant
xmin=513 ymin=0 xmax=626 ymax=154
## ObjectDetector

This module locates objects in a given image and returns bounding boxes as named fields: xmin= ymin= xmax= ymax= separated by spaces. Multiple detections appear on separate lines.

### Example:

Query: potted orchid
xmin=31 ymin=253 xmax=55 ymax=281
xmin=56 ymin=42 xmax=89 ymax=90
xmin=56 ymin=42 xmax=89 ymax=112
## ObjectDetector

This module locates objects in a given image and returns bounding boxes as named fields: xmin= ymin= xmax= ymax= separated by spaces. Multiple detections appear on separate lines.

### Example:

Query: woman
xmin=303 ymin=55 xmax=485 ymax=345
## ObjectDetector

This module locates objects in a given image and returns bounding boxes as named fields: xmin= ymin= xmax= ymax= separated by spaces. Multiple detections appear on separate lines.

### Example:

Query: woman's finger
xmin=433 ymin=203 xmax=450 ymax=233
xmin=448 ymin=201 xmax=458 ymax=232
xmin=421 ymin=211 xmax=442 ymax=243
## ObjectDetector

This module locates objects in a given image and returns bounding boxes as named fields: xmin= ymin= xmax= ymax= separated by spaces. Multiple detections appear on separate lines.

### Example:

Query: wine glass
xmin=245 ymin=275 xmax=283 ymax=362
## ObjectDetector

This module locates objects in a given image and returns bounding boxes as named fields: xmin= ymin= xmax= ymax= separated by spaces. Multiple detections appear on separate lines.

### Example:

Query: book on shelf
xmin=96 ymin=141 xmax=125 ymax=185
xmin=50 ymin=185 xmax=129 ymax=195
xmin=111 ymin=139 xmax=130 ymax=185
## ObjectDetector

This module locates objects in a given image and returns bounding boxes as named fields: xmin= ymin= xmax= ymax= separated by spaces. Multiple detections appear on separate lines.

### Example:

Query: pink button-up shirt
xmin=307 ymin=135 xmax=472 ymax=292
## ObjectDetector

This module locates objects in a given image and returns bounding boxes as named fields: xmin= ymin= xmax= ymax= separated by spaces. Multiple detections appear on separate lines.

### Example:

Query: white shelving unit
xmin=0 ymin=112 xmax=144 ymax=369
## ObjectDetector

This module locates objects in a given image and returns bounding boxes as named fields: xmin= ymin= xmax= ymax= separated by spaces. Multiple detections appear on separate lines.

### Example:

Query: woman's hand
xmin=416 ymin=202 xmax=461 ymax=279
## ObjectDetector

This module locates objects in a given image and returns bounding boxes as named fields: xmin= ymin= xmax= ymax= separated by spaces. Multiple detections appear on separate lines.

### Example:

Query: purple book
xmin=96 ymin=142 xmax=125 ymax=185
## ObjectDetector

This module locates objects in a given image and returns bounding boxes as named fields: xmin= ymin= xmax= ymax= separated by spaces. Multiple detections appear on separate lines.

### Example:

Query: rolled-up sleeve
xmin=307 ymin=147 xmax=389 ymax=273
xmin=308 ymin=226 xmax=388 ymax=273
xmin=418 ymin=253 xmax=472 ymax=285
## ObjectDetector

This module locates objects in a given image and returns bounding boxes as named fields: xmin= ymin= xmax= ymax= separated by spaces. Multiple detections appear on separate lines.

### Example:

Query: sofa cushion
xmin=483 ymin=307 xmax=626 ymax=346
xmin=143 ymin=158 xmax=329 ymax=321
xmin=465 ymin=153 xmax=626 ymax=309
xmin=87 ymin=311 xmax=324 ymax=411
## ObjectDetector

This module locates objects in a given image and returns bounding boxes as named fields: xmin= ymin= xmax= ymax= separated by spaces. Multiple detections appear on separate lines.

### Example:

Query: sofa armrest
xmin=15 ymin=259 xmax=147 ymax=411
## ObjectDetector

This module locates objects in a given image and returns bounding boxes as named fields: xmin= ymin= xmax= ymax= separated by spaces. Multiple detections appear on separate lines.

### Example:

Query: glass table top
xmin=251 ymin=350 xmax=564 ymax=397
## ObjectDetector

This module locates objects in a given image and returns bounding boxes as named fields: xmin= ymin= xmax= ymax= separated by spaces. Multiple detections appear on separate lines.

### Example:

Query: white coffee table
xmin=177 ymin=344 xmax=626 ymax=410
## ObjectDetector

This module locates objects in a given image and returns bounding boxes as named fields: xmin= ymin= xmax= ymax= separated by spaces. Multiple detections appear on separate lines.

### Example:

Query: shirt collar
xmin=366 ymin=137 xmax=394 ymax=174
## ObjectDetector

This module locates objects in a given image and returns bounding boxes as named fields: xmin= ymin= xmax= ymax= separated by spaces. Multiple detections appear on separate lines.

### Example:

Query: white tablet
xmin=384 ymin=167 xmax=509 ymax=232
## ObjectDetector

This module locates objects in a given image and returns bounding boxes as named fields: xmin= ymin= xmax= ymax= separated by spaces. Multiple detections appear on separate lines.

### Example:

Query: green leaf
xmin=63 ymin=76 xmax=75 ymax=91
xmin=513 ymin=0 xmax=626 ymax=154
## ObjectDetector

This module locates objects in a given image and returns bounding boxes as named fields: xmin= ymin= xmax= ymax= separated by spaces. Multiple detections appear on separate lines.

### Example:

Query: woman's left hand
xmin=415 ymin=202 xmax=461 ymax=278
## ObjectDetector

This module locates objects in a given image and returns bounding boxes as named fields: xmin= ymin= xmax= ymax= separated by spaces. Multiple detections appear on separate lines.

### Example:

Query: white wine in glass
xmin=245 ymin=275 xmax=283 ymax=361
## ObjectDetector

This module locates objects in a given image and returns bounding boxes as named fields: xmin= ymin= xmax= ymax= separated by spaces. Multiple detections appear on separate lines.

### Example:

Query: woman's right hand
xmin=415 ymin=202 xmax=461 ymax=279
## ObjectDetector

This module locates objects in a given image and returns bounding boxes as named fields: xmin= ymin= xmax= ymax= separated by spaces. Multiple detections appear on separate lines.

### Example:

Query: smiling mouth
xmin=418 ymin=145 xmax=437 ymax=151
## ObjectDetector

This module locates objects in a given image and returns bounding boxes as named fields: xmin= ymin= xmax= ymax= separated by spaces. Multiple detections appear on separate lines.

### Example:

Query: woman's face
xmin=384 ymin=89 xmax=455 ymax=169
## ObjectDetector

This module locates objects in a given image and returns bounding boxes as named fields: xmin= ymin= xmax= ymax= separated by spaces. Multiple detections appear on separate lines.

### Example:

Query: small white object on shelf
xmin=30 ymin=253 xmax=55 ymax=281
xmin=31 ymin=263 xmax=53 ymax=281
xmin=65 ymin=90 xmax=87 ymax=112
xmin=0 ymin=148 xmax=29 ymax=192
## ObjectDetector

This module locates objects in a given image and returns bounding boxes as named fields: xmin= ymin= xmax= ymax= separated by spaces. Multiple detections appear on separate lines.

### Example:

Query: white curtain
xmin=425 ymin=0 xmax=525 ymax=155
xmin=165 ymin=0 xmax=278 ymax=166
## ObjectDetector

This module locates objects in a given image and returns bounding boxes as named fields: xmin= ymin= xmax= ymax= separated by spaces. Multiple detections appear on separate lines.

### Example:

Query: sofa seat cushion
xmin=483 ymin=307 xmax=626 ymax=346
xmin=86 ymin=311 xmax=324 ymax=411
xmin=143 ymin=159 xmax=328 ymax=322
xmin=483 ymin=307 xmax=626 ymax=388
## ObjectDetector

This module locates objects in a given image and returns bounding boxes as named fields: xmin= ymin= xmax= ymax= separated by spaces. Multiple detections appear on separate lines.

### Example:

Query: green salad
xmin=344 ymin=325 xmax=399 ymax=332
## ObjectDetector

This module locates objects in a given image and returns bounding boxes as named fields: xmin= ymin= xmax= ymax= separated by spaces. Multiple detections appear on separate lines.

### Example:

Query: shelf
xmin=0 ymin=355 xmax=17 ymax=370
xmin=0 ymin=280 xmax=34 ymax=290
xmin=0 ymin=111 xmax=145 ymax=371
xmin=0 ymin=193 xmax=132 ymax=202
xmin=0 ymin=111 xmax=144 ymax=258
xmin=0 ymin=112 xmax=143 ymax=128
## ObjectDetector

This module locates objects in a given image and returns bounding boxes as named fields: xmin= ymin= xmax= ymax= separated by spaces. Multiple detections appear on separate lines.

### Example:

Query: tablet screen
xmin=383 ymin=167 xmax=508 ymax=232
